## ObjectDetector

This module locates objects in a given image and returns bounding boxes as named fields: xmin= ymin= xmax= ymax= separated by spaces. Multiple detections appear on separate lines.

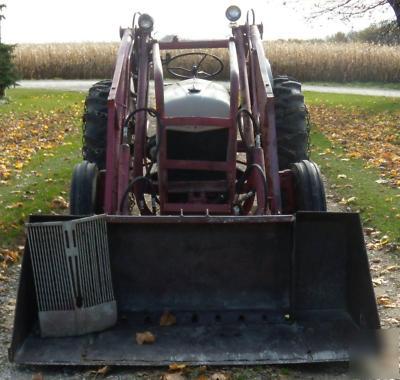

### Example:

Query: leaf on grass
xmin=375 ymin=179 xmax=389 ymax=184
xmin=337 ymin=174 xmax=347 ymax=179
xmin=5 ymin=202 xmax=23 ymax=209
xmin=339 ymin=196 xmax=357 ymax=205
xmin=160 ymin=310 xmax=177 ymax=327
xmin=51 ymin=196 xmax=68 ymax=209
xmin=136 ymin=331 xmax=156 ymax=345
xmin=14 ymin=162 xmax=23 ymax=170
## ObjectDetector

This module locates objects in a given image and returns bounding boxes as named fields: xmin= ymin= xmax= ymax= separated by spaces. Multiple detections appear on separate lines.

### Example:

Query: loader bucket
xmin=10 ymin=212 xmax=380 ymax=366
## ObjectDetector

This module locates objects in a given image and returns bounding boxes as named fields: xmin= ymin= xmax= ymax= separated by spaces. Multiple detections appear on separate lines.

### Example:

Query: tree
xmin=310 ymin=0 xmax=400 ymax=26
xmin=283 ymin=0 xmax=400 ymax=27
xmin=328 ymin=31 xmax=349 ymax=43
xmin=0 ymin=5 xmax=18 ymax=99
xmin=0 ymin=4 xmax=5 ymax=43
xmin=327 ymin=20 xmax=400 ymax=44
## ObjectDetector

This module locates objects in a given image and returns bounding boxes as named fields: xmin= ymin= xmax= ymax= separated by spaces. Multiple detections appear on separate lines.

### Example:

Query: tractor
xmin=10 ymin=6 xmax=379 ymax=366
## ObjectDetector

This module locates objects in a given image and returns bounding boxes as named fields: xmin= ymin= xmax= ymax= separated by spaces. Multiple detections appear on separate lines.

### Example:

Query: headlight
xmin=138 ymin=13 xmax=154 ymax=30
xmin=225 ymin=5 xmax=241 ymax=22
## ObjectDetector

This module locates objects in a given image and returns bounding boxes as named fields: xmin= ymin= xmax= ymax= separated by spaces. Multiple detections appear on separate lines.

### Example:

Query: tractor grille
xmin=26 ymin=215 xmax=117 ymax=337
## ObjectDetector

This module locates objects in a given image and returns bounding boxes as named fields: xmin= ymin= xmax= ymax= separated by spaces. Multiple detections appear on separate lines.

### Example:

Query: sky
xmin=0 ymin=0 xmax=393 ymax=44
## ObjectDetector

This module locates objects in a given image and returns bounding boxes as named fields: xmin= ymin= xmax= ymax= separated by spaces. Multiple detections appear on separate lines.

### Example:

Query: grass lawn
xmin=0 ymin=89 xmax=84 ymax=255
xmin=305 ymin=81 xmax=400 ymax=90
xmin=0 ymin=88 xmax=399 ymax=259
xmin=305 ymin=91 xmax=400 ymax=247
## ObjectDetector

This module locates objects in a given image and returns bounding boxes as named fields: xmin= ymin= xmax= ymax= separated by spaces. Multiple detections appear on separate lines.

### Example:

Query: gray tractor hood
xmin=164 ymin=79 xmax=230 ymax=132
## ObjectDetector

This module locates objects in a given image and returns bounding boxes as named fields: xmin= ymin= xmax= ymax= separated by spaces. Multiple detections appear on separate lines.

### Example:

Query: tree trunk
xmin=0 ymin=86 xmax=5 ymax=99
xmin=388 ymin=0 xmax=400 ymax=26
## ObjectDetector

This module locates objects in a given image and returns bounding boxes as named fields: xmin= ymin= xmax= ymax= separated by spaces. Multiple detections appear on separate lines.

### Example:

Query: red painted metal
xmin=248 ymin=24 xmax=282 ymax=213
xmin=153 ymin=38 xmax=241 ymax=215
xmin=159 ymin=40 xmax=229 ymax=50
xmin=163 ymin=203 xmax=231 ymax=214
xmin=153 ymin=42 xmax=165 ymax=117
xmin=279 ymin=169 xmax=296 ymax=214
xmin=164 ymin=160 xmax=229 ymax=171
xmin=104 ymin=29 xmax=134 ymax=214
xmin=132 ymin=31 xmax=152 ymax=215
xmin=103 ymin=19 xmax=285 ymax=217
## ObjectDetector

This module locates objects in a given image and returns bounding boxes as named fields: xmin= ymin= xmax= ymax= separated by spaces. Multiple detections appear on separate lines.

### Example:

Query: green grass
xmin=305 ymin=81 xmax=400 ymax=90
xmin=0 ymin=89 xmax=84 ymax=248
xmin=311 ymin=131 xmax=400 ymax=242
xmin=306 ymin=91 xmax=400 ymax=245
xmin=0 ymin=89 xmax=399 ymax=250
xmin=304 ymin=91 xmax=400 ymax=113
xmin=3 ymin=88 xmax=85 ymax=112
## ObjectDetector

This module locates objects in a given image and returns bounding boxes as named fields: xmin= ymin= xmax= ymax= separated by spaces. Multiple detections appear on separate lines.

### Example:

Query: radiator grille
xmin=26 ymin=215 xmax=114 ymax=313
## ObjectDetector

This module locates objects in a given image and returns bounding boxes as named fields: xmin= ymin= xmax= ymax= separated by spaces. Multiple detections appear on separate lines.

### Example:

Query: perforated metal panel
xmin=26 ymin=215 xmax=117 ymax=337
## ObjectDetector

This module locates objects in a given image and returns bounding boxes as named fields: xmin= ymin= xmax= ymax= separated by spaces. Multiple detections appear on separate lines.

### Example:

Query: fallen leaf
xmin=375 ymin=179 xmax=389 ymax=184
xmin=386 ymin=265 xmax=399 ymax=271
xmin=160 ymin=310 xmax=177 ymax=327
xmin=136 ymin=331 xmax=156 ymax=345
xmin=337 ymin=174 xmax=347 ymax=179
xmin=169 ymin=363 xmax=187 ymax=371
xmin=377 ymin=295 xmax=397 ymax=308
xmin=31 ymin=373 xmax=44 ymax=380
xmin=89 ymin=366 xmax=110 ymax=377
xmin=210 ymin=373 xmax=229 ymax=380
xmin=339 ymin=196 xmax=357 ymax=205
xmin=51 ymin=195 xmax=68 ymax=209
xmin=161 ymin=374 xmax=186 ymax=380
xmin=5 ymin=202 xmax=23 ymax=209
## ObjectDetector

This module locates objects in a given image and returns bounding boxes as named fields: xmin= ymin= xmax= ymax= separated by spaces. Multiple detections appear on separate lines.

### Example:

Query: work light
xmin=225 ymin=5 xmax=241 ymax=22
xmin=138 ymin=13 xmax=154 ymax=30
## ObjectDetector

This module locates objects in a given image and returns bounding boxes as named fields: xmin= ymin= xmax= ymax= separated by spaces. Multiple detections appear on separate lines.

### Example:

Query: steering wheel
xmin=166 ymin=52 xmax=224 ymax=80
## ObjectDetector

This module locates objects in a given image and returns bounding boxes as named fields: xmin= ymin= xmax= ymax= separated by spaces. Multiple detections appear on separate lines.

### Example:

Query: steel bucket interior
xmin=9 ymin=212 xmax=380 ymax=366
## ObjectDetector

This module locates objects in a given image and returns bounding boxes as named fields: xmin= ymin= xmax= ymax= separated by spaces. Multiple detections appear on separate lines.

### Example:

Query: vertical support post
xmin=104 ymin=29 xmax=134 ymax=214
xmin=249 ymin=25 xmax=282 ymax=213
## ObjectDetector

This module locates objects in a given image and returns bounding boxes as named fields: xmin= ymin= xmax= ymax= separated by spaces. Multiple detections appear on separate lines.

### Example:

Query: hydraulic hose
xmin=119 ymin=108 xmax=163 ymax=214
xmin=236 ymin=163 xmax=268 ymax=213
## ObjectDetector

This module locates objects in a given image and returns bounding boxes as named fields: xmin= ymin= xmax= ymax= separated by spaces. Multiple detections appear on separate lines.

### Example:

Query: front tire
xmin=274 ymin=76 xmax=309 ymax=170
xmin=70 ymin=161 xmax=99 ymax=215
xmin=291 ymin=160 xmax=326 ymax=211
xmin=82 ymin=80 xmax=112 ymax=170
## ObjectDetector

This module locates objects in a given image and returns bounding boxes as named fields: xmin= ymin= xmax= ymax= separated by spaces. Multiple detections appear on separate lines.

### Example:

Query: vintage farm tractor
xmin=10 ymin=6 xmax=379 ymax=365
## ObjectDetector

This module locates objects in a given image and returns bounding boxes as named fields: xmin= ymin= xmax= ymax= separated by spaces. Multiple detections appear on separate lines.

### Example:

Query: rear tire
xmin=70 ymin=161 xmax=99 ymax=215
xmin=290 ymin=160 xmax=326 ymax=211
xmin=274 ymin=76 xmax=309 ymax=170
xmin=82 ymin=80 xmax=112 ymax=170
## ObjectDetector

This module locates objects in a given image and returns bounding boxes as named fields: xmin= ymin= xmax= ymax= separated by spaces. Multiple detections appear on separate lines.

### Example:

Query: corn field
xmin=13 ymin=41 xmax=400 ymax=82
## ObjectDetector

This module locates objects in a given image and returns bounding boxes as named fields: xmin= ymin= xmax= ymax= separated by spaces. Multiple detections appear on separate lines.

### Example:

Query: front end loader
xmin=10 ymin=6 xmax=380 ymax=366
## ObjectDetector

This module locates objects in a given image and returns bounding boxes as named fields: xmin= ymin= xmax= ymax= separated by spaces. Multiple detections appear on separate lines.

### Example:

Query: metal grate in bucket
xmin=26 ymin=215 xmax=116 ymax=337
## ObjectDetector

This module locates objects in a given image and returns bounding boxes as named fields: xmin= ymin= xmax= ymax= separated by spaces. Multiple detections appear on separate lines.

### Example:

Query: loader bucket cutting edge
xmin=9 ymin=212 xmax=380 ymax=366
